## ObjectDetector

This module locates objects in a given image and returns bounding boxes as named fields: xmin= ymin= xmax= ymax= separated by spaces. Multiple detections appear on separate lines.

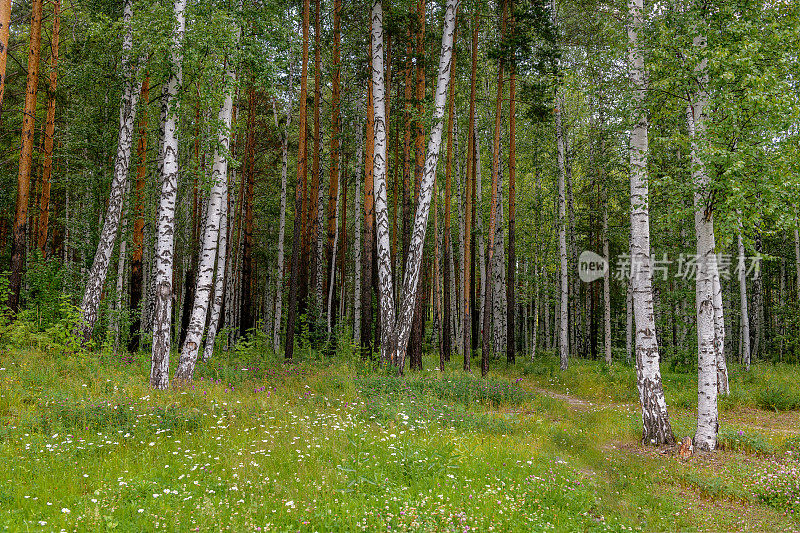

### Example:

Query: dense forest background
xmin=0 ymin=0 xmax=798 ymax=443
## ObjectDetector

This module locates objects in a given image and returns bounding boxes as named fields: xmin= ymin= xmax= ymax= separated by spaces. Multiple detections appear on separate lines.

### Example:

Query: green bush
xmin=756 ymin=384 xmax=800 ymax=411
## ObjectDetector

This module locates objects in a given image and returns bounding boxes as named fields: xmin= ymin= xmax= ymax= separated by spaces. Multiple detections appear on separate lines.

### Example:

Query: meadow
xmin=1 ymin=338 xmax=799 ymax=532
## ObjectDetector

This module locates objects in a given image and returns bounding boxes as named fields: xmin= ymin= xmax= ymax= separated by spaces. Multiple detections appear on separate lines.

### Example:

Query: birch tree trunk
xmin=688 ymin=30 xmax=719 ymax=451
xmin=737 ymin=214 xmax=750 ymax=370
xmin=629 ymin=0 xmax=674 ymax=446
xmin=391 ymin=0 xmax=458 ymax=372
xmin=174 ymin=44 xmax=237 ymax=384
xmin=327 ymin=157 xmax=341 ymax=338
xmin=555 ymin=91 xmax=569 ymax=371
xmin=202 ymin=186 xmax=228 ymax=363
xmin=626 ymin=278 xmax=633 ymax=363
xmin=151 ymin=0 xmax=187 ymax=389
xmin=272 ymin=85 xmax=292 ymax=354
xmin=371 ymin=1 xmax=396 ymax=364
xmin=79 ymin=0 xmax=139 ymax=341
xmin=795 ymin=224 xmax=800 ymax=298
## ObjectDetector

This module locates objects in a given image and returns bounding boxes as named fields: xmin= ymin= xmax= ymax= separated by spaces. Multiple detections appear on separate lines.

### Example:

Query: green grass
xmin=1 ymin=346 xmax=798 ymax=531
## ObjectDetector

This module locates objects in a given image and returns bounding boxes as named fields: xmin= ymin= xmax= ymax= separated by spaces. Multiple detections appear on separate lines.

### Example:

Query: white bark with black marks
xmin=79 ymin=0 xmax=138 ymax=342
xmin=151 ymin=0 xmax=186 ymax=390
xmin=629 ymin=0 xmax=673 ymax=445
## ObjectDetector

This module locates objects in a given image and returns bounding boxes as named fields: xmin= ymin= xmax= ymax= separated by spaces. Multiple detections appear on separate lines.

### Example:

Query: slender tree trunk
xmin=36 ymin=0 xmax=60 ymax=256
xmin=555 ymin=92 xmax=569 ymax=370
xmin=354 ymin=108 xmax=364 ymax=347
xmin=0 ymin=0 xmax=11 ymax=115
xmin=285 ymin=0 xmax=311 ymax=363
xmin=174 ymin=34 xmax=237 ymax=383
xmin=371 ymin=1 xmax=396 ymax=363
xmin=308 ymin=0 xmax=323 ymax=314
xmin=272 ymin=82 xmax=292 ymax=353
xmin=463 ymin=12 xmax=478 ymax=372
xmin=326 ymin=0 xmax=342 ymax=332
xmin=737 ymin=213 xmax=750 ymax=370
xmin=603 ymin=199 xmax=611 ymax=364
xmin=128 ymin=75 xmax=149 ymax=353
xmin=362 ymin=42 xmax=376 ymax=359
xmin=688 ymin=29 xmax=718 ymax=451
xmin=240 ymin=85 xmax=256 ymax=336
xmin=794 ymin=224 xmax=800 ymax=298
xmin=327 ymin=156 xmax=341 ymax=339
xmin=442 ymin=20 xmax=457 ymax=367
xmin=79 ymin=1 xmax=139 ymax=340
xmin=9 ymin=0 xmax=44 ymax=312
xmin=408 ymin=0 xmax=427 ymax=371
xmin=629 ymin=0 xmax=674 ymax=445
xmin=203 ymin=186 xmax=228 ymax=362
xmin=112 ymin=183 xmax=129 ymax=349
xmin=626 ymin=277 xmax=633 ymax=363
xmin=506 ymin=0 xmax=516 ymax=365
xmin=151 ymin=0 xmax=186 ymax=388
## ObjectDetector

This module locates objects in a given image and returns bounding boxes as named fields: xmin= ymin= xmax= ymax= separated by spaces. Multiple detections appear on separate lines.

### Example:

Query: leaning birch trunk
xmin=391 ymin=0 xmax=458 ymax=371
xmin=353 ymin=109 xmax=364 ymax=347
xmin=151 ymin=0 xmax=187 ymax=390
xmin=688 ymin=30 xmax=719 ymax=451
xmin=174 ymin=52 xmax=236 ymax=384
xmin=327 ymin=158 xmax=341 ymax=338
xmin=371 ymin=1 xmax=397 ymax=362
xmin=272 ymin=91 xmax=292 ymax=354
xmin=737 ymin=214 xmax=750 ymax=370
xmin=79 ymin=0 xmax=138 ymax=342
xmin=603 ymin=202 xmax=611 ymax=364
xmin=202 ymin=186 xmax=228 ymax=362
xmin=112 ymin=183 xmax=129 ymax=349
xmin=628 ymin=0 xmax=674 ymax=445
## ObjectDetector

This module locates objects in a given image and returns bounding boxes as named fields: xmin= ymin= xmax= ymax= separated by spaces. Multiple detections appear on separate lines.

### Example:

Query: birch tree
xmin=79 ymin=0 xmax=139 ymax=341
xmin=272 ymin=79 xmax=292 ymax=354
xmin=151 ymin=0 xmax=187 ymax=389
xmin=174 ymin=27 xmax=238 ymax=384
xmin=688 ymin=28 xmax=719 ymax=451
xmin=628 ymin=0 xmax=674 ymax=445
xmin=370 ymin=0 xmax=459 ymax=371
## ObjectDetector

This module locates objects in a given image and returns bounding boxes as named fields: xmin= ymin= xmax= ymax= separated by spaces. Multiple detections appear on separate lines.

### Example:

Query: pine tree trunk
xmin=308 ymin=0 xmax=323 ymax=314
xmin=362 ymin=43 xmax=376 ymax=359
xmin=80 ymin=0 xmax=139 ymax=341
xmin=0 ymin=0 xmax=11 ymax=114
xmin=506 ymin=0 xmax=516 ymax=365
xmin=174 ymin=36 xmax=237 ymax=384
xmin=36 ymin=0 xmax=60 ymax=256
xmin=285 ymin=0 xmax=311 ymax=363
xmin=128 ymin=75 xmax=149 ymax=353
xmin=151 ymin=0 xmax=186 ymax=389
xmin=9 ymin=0 xmax=44 ymax=312
xmin=629 ymin=0 xmax=674 ymax=445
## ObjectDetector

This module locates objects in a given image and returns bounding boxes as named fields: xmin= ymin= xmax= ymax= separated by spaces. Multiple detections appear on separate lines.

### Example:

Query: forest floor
xmin=1 ymin=342 xmax=799 ymax=532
